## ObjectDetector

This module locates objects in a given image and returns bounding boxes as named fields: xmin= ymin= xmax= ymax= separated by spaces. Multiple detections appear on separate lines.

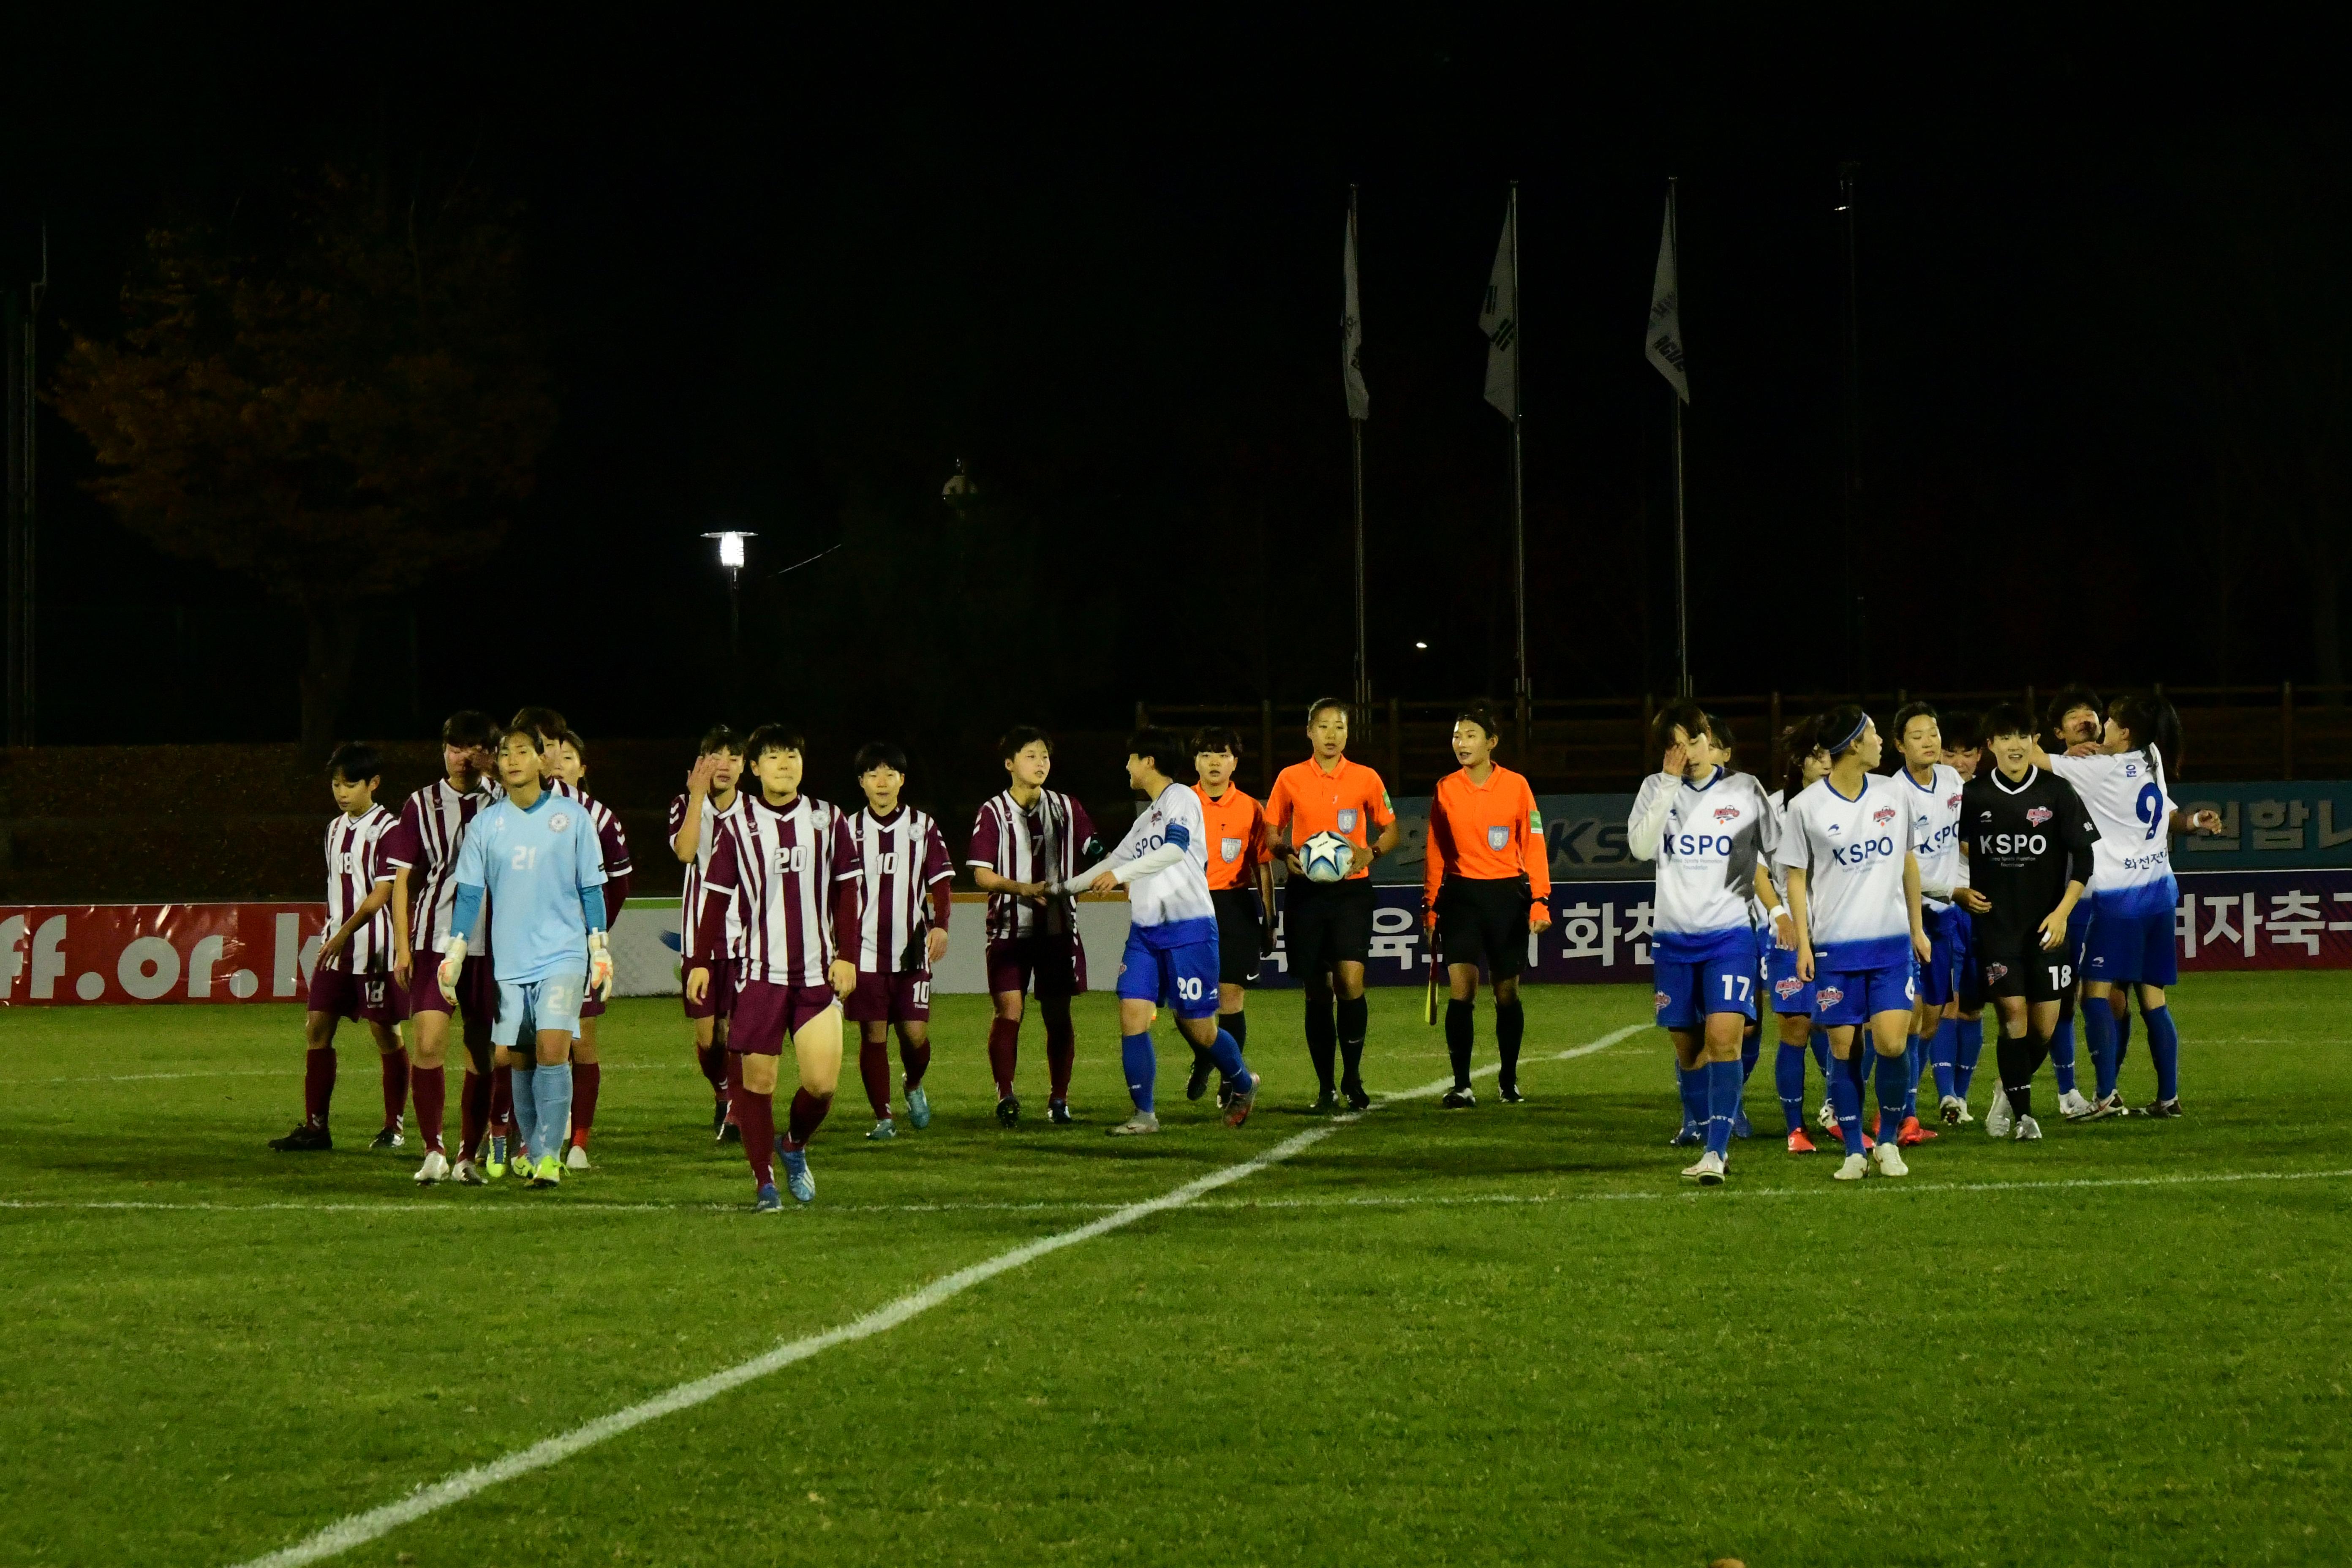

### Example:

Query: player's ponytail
xmin=1778 ymin=716 xmax=1823 ymax=801
xmin=2109 ymin=694 xmax=2183 ymax=780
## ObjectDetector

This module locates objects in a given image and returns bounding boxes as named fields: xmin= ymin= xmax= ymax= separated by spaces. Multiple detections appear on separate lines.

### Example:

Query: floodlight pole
xmin=703 ymin=531 xmax=755 ymax=698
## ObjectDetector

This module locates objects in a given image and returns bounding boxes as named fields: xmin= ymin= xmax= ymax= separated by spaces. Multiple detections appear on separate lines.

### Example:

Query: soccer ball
xmin=1300 ymin=831 xmax=1354 ymax=883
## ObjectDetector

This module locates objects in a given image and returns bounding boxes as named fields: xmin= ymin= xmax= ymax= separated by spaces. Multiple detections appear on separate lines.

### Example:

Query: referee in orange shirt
xmin=1424 ymin=705 xmax=1553 ymax=1106
xmin=1190 ymin=727 xmax=1276 ymax=1102
xmin=1267 ymin=697 xmax=1401 ymax=1111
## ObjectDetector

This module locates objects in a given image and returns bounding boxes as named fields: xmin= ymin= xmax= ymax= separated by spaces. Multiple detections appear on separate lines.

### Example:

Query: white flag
xmin=1342 ymin=204 xmax=1369 ymax=421
xmin=1478 ymin=191 xmax=1518 ymax=419
xmin=1645 ymin=193 xmax=1689 ymax=403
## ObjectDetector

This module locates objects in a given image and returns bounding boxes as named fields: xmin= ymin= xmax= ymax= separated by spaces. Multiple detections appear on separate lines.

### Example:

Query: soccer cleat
xmin=1786 ymin=1128 xmax=1816 ymax=1154
xmin=1681 ymin=1151 xmax=1727 ymax=1186
xmin=487 ymin=1134 xmax=508 ymax=1179
xmin=2088 ymin=1092 xmax=2129 ymax=1120
xmin=1185 ymin=1055 xmax=1216 ymax=1102
xmin=565 ymin=1143 xmax=592 ymax=1171
xmin=414 ymin=1150 xmax=452 ymax=1186
xmin=2014 ymin=1114 xmax=2044 ymax=1142
xmin=716 ymin=1113 xmax=742 ymax=1145
xmin=269 ymin=1122 xmax=332 ymax=1152
xmin=1731 ymin=1106 xmax=1752 ymax=1140
xmin=529 ymin=1154 xmax=563 ymax=1188
xmin=1939 ymin=1094 xmax=1968 ymax=1127
xmin=906 ymin=1086 xmax=932 ymax=1130
xmin=1048 ymin=1099 xmax=1074 ymax=1126
xmin=1343 ymin=1077 xmax=1372 ymax=1111
xmin=1897 ymin=1115 xmax=1938 ymax=1146
xmin=2142 ymin=1097 xmax=2183 ymax=1119
xmin=1815 ymin=1097 xmax=1840 ymax=1135
xmin=453 ymin=1156 xmax=487 ymax=1185
xmin=369 ymin=1124 xmax=405 ymax=1151
xmin=2058 ymin=1088 xmax=2096 ymax=1121
xmin=712 ymin=1098 xmax=730 ymax=1138
xmin=865 ymin=1119 xmax=896 ymax=1141
xmin=780 ymin=1147 xmax=815 ymax=1203
xmin=1496 ymin=1083 xmax=1524 ymax=1105
xmin=1985 ymin=1092 xmax=2014 ymax=1139
xmin=1872 ymin=1141 xmax=1910 ymax=1177
xmin=752 ymin=1183 xmax=782 ymax=1213
xmin=1107 ymin=1112 xmax=1160 ymax=1136
xmin=1442 ymin=1087 xmax=1478 ymax=1110
xmin=1834 ymin=1152 xmax=1869 ymax=1181
xmin=996 ymin=1094 xmax=1021 ymax=1128
xmin=1668 ymin=1119 xmax=1701 ymax=1147
xmin=1309 ymin=1088 xmax=1339 ymax=1115
xmin=1224 ymin=1072 xmax=1258 ymax=1128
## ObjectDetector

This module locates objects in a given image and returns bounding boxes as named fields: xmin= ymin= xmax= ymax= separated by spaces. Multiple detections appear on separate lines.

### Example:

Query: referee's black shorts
xmin=1211 ymin=887 xmax=1265 ymax=987
xmin=1282 ymin=875 xmax=1376 ymax=982
xmin=1435 ymin=874 xmax=1532 ymax=980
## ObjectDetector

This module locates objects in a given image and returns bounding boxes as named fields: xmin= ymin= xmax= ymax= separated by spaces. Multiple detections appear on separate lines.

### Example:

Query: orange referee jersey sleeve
xmin=1424 ymin=765 xmax=1551 ymax=914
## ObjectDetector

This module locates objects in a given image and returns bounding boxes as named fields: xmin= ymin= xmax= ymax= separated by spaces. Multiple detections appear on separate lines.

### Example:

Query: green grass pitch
xmin=4 ymin=975 xmax=2349 ymax=1567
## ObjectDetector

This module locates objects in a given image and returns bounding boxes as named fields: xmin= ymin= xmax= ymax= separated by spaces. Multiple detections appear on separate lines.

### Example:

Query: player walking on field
xmin=1889 ymin=701 xmax=1966 ymax=1145
xmin=1776 ymin=705 xmax=1933 ymax=1181
xmin=384 ymin=710 xmax=502 ymax=1184
xmin=443 ymin=727 xmax=614 ymax=1190
xmin=1424 ymin=705 xmax=1552 ymax=1108
xmin=1939 ymin=716 xmax=1990 ymax=1115
xmin=690 ymin=726 xmax=861 ymax=1208
xmin=271 ymin=742 xmax=408 ymax=1154
xmin=671 ymin=726 xmax=749 ymax=1141
xmin=1764 ymin=720 xmax=1839 ymax=1152
xmin=1058 ymin=728 xmax=1261 ymax=1134
xmin=844 ymin=743 xmax=954 ymax=1141
xmin=2039 ymin=686 xmax=2108 ymax=1117
xmin=1189 ymin=727 xmax=1274 ymax=1105
xmin=968 ymin=727 xmax=1097 ymax=1127
xmin=1627 ymin=703 xmax=1779 ymax=1184
xmin=1266 ymin=698 xmax=1399 ymax=1113
xmin=548 ymin=729 xmax=632 ymax=1169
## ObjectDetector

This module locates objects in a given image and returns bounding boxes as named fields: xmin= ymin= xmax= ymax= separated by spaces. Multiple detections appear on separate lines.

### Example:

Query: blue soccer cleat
xmin=1731 ymin=1106 xmax=1753 ymax=1140
xmin=906 ymin=1086 xmax=932 ymax=1130
xmin=1669 ymin=1121 xmax=1704 ymax=1148
xmin=752 ymin=1182 xmax=782 ymax=1213
xmin=780 ymin=1146 xmax=815 ymax=1204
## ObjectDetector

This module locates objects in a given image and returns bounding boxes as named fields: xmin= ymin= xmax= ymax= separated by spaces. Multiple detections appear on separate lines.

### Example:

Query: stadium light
xmin=701 ymin=531 xmax=757 ymax=669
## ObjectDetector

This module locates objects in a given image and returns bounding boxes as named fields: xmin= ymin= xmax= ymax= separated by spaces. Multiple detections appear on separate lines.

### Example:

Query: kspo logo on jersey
xmin=1978 ymin=832 xmax=2048 ymax=856
xmin=1830 ymin=835 xmax=1898 ymax=867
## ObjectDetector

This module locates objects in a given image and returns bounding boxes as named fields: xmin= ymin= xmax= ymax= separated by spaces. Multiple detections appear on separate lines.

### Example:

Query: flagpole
xmin=1508 ymin=181 xmax=1528 ymax=751
xmin=1350 ymin=185 xmax=1369 ymax=720
xmin=1669 ymin=177 xmax=1690 ymax=700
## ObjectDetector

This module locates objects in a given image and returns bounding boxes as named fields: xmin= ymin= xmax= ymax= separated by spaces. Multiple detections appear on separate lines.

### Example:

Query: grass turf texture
xmin=3 ymin=976 xmax=2348 ymax=1567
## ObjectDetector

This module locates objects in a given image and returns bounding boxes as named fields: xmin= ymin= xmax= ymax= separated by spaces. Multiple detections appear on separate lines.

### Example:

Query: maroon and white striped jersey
xmin=576 ymin=785 xmax=634 ymax=923
xmin=701 ymin=794 xmax=862 ymax=988
xmin=669 ymin=790 xmax=746 ymax=962
xmin=968 ymin=789 xmax=1096 ymax=941
xmin=852 ymin=805 xmax=953 ymax=974
xmin=381 ymin=777 xmax=497 ymax=956
xmin=322 ymin=805 xmax=397 ymax=973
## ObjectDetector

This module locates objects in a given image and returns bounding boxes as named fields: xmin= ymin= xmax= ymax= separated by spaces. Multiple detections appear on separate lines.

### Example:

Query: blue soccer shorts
xmin=1763 ymin=940 xmax=1816 ymax=1016
xmin=1951 ymin=908 xmax=1982 ymax=1011
xmin=2082 ymin=894 xmax=2179 ymax=988
xmin=1117 ymin=928 xmax=1220 ymax=1021
xmin=1916 ymin=905 xmax=1962 ymax=1008
xmin=492 ymin=972 xmax=585 ymax=1046
xmin=1654 ymin=950 xmax=1758 ymax=1029
xmin=2066 ymin=901 xmax=2096 ymax=974
xmin=1813 ymin=962 xmax=1916 ymax=1028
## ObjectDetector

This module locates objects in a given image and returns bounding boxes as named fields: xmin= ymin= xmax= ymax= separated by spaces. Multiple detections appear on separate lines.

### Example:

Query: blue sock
xmin=1677 ymin=1063 xmax=1707 ymax=1131
xmin=1222 ymin=1010 xmax=1248 ymax=1053
xmin=2049 ymin=1017 xmax=2078 ymax=1094
xmin=1740 ymin=1033 xmax=1761 ymax=1082
xmin=1208 ymin=1027 xmax=1248 ymax=1086
xmin=1955 ymin=1017 xmax=1984 ymax=1097
xmin=1875 ymin=1051 xmax=1910 ymax=1142
xmin=1121 ymin=1032 xmax=1156 ymax=1114
xmin=509 ymin=1064 xmax=539 ymax=1157
xmin=1808 ymin=1027 xmax=1831 ymax=1077
xmin=1704 ymin=1059 xmax=1740 ymax=1157
xmin=2143 ymin=1005 xmax=2180 ymax=1102
xmin=1830 ymin=1063 xmax=1865 ymax=1155
xmin=1775 ymin=1043 xmax=1808 ymax=1132
xmin=2084 ymin=1002 xmax=2119 ymax=1101
xmin=2115 ymin=1004 xmax=2134 ymax=1068
xmin=1903 ymin=1034 xmax=1923 ymax=1119
xmin=1930 ymin=1018 xmax=1958 ymax=1101
xmin=533 ymin=1061 xmax=572 ymax=1163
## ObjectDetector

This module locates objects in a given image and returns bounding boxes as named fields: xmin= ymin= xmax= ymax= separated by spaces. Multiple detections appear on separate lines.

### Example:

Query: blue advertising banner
xmin=2169 ymin=781 xmax=2352 ymax=870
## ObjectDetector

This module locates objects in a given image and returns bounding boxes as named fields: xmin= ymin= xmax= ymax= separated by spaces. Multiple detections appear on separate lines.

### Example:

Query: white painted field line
xmin=1378 ymin=1019 xmax=1649 ymax=1100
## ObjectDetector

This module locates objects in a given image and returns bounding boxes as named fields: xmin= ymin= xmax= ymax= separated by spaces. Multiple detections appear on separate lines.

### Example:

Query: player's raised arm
xmin=671 ymin=755 xmax=718 ymax=862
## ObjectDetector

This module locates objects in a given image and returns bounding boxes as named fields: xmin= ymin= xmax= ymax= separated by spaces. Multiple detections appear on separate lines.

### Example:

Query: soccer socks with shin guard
xmin=1496 ymin=1000 xmax=1524 ymax=1093
xmin=1829 ymin=1065 xmax=1865 ymax=1156
xmin=460 ymin=1069 xmax=489 ymax=1159
xmin=2084 ymin=1001 xmax=2120 ymax=1101
xmin=1446 ymin=1000 xmax=1475 ymax=1089
xmin=1677 ymin=1062 xmax=1707 ymax=1132
xmin=2143 ymin=1005 xmax=2181 ymax=1102
xmin=380 ymin=1046 xmax=408 ymax=1130
xmin=531 ymin=1063 xmax=571 ymax=1165
xmin=1740 ymin=1032 xmax=1761 ymax=1083
xmin=2116 ymin=1003 xmax=2135 ymax=1068
xmin=1904 ymin=1034 xmax=1924 ymax=1119
xmin=2047 ymin=1017 xmax=2078 ymax=1095
xmin=986 ymin=1018 xmax=1019 ymax=1099
xmin=1930 ymin=1018 xmax=1957 ymax=1101
xmin=1774 ymin=1043 xmax=1808 ymax=1132
xmin=413 ymin=1064 xmax=447 ymax=1153
xmin=1304 ymin=993 xmax=1338 ymax=1092
xmin=1875 ymin=1051 xmax=1910 ymax=1137
xmin=1337 ymin=996 xmax=1368 ymax=1085
xmin=1955 ymin=1017 xmax=1984 ymax=1097
xmin=738 ymin=1091 xmax=776 ymax=1187
xmin=1809 ymin=1028 xmax=1832 ymax=1078
xmin=859 ymin=1040 xmax=893 ymax=1119
xmin=572 ymin=1060 xmax=599 ymax=1138
xmin=1704 ymin=1059 xmax=1740 ymax=1158
xmin=899 ymin=1036 xmax=932 ymax=1093
xmin=1043 ymin=1006 xmax=1076 ymax=1103
xmin=784 ymin=1088 xmax=832 ymax=1149
xmin=509 ymin=1066 xmax=539 ymax=1159
xmin=1122 ymin=1032 xmax=1156 ymax=1114
xmin=1220 ymin=1010 xmax=1248 ymax=1053
xmin=1209 ymin=1027 xmax=1248 ymax=1085
xmin=302 ymin=1046 xmax=337 ymax=1127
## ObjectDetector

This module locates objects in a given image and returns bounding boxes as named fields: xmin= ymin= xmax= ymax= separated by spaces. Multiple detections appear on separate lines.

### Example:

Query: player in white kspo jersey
xmin=1889 ymin=701 xmax=1967 ymax=1146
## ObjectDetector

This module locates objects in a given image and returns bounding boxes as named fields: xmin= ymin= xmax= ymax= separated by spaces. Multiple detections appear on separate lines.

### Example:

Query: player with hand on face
xmin=271 ymin=743 xmax=408 ymax=1154
xmin=1889 ymin=702 xmax=1966 ymax=1145
xmin=546 ymin=730 xmax=631 ymax=1169
xmin=1058 ymin=728 xmax=1261 ymax=1135
xmin=1425 ymin=705 xmax=1552 ymax=1108
xmin=690 ymin=726 xmax=860 ymax=1207
xmin=845 ymin=743 xmax=954 ymax=1141
xmin=1628 ymin=702 xmax=1780 ymax=1184
xmin=1190 ymin=728 xmax=1275 ymax=1106
xmin=671 ymin=727 xmax=749 ymax=1142
xmin=1776 ymin=706 xmax=1933 ymax=1181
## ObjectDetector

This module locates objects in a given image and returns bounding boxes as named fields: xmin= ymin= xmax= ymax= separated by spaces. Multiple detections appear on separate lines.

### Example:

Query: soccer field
xmin=5 ymin=977 xmax=2348 ymax=1568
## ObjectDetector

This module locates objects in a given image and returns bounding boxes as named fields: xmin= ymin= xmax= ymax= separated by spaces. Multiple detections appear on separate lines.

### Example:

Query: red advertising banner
xmin=0 ymin=904 xmax=332 ymax=1005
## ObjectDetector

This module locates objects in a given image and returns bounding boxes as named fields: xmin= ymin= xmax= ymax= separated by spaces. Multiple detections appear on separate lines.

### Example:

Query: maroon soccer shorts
xmin=844 ymin=969 xmax=931 ymax=1024
xmin=682 ymin=955 xmax=740 ymax=1021
xmin=728 ymin=978 xmax=841 ymax=1054
xmin=985 ymin=931 xmax=1087 ymax=1000
xmin=399 ymin=951 xmax=490 ymax=1019
xmin=309 ymin=962 xmax=407 ymax=1025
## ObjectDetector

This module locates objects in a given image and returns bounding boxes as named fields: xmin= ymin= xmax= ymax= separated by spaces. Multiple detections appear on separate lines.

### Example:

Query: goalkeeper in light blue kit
xmin=441 ymin=726 xmax=614 ymax=1188
xmin=1056 ymin=727 xmax=1261 ymax=1135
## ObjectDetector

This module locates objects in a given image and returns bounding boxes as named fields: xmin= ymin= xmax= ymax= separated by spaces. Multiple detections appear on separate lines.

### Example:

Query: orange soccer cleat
xmin=1786 ymin=1128 xmax=1817 ymax=1154
xmin=1896 ymin=1115 xmax=1939 ymax=1146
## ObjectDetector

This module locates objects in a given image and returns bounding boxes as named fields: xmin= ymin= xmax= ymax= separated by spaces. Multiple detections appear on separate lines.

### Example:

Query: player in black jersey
xmin=1954 ymin=704 xmax=2096 ymax=1141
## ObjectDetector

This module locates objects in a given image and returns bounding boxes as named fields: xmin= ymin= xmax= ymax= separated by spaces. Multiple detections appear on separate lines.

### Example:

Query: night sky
xmin=8 ymin=13 xmax=2347 ymax=747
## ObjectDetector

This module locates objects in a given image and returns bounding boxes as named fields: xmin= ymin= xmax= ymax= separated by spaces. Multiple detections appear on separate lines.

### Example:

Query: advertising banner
xmin=2168 ymin=781 xmax=2352 ymax=871
xmin=1380 ymin=793 xmax=1641 ymax=884
xmin=0 ymin=904 xmax=329 ymax=1005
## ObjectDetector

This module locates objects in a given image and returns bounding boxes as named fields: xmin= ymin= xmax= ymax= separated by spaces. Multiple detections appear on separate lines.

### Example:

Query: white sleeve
xmin=1772 ymin=795 xmax=1810 ymax=873
xmin=1626 ymin=773 xmax=1677 ymax=862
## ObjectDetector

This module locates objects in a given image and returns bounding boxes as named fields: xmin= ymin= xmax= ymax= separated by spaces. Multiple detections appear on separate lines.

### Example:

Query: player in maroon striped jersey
xmin=550 ymin=728 xmax=632 ymax=1169
xmin=689 ymin=724 xmax=860 ymax=1207
xmin=844 ymin=742 xmax=954 ymax=1141
xmin=272 ymin=743 xmax=409 ymax=1153
xmin=385 ymin=710 xmax=501 ymax=1184
xmin=671 ymin=726 xmax=749 ymax=1141
xmin=968 ymin=726 xmax=1098 ymax=1127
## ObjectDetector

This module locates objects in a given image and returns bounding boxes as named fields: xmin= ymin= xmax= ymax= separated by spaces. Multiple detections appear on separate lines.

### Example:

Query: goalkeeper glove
xmin=436 ymin=937 xmax=467 ymax=1007
xmin=588 ymin=931 xmax=614 ymax=1002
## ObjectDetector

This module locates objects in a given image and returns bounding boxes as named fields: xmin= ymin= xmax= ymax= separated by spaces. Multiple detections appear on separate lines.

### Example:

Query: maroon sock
xmin=724 ymin=1051 xmax=745 ymax=1126
xmin=1043 ymin=1006 xmax=1075 ymax=1103
xmin=900 ymin=1037 xmax=933 ymax=1094
xmin=380 ymin=1046 xmax=409 ymax=1130
xmin=572 ymin=1061 xmax=601 ymax=1139
xmin=858 ymin=1040 xmax=893 ymax=1119
xmin=784 ymin=1088 xmax=833 ymax=1148
xmin=986 ymin=1018 xmax=1019 ymax=1099
xmin=490 ymin=1065 xmax=513 ymax=1137
xmin=303 ymin=1046 xmax=337 ymax=1127
xmin=738 ymin=1089 xmax=776 ymax=1188
xmin=698 ymin=1040 xmax=729 ymax=1098
xmin=460 ymin=1069 xmax=489 ymax=1160
xmin=413 ymin=1065 xmax=447 ymax=1154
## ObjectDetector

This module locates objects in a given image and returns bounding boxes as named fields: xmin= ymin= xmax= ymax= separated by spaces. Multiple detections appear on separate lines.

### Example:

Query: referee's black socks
xmin=1304 ymin=992 xmax=1338 ymax=1092
xmin=1495 ymin=1000 xmax=1524 ymax=1094
xmin=1445 ymin=999 xmax=1474 ymax=1089
xmin=1337 ymin=996 xmax=1368 ymax=1086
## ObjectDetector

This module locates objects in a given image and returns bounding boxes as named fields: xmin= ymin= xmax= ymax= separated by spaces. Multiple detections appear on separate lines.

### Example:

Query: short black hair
xmin=440 ymin=709 xmax=498 ymax=749
xmin=998 ymin=724 xmax=1052 ymax=762
xmin=1649 ymin=701 xmax=1708 ymax=758
xmin=2045 ymin=685 xmax=2104 ymax=740
xmin=512 ymin=705 xmax=568 ymax=741
xmin=1818 ymin=703 xmax=1872 ymax=757
xmin=556 ymin=727 xmax=586 ymax=758
xmin=1455 ymin=705 xmax=1504 ymax=744
xmin=1778 ymin=715 xmax=1824 ymax=800
xmin=1891 ymin=701 xmax=1941 ymax=744
xmin=697 ymin=724 xmax=744 ymax=758
xmin=1941 ymin=711 xmax=1982 ymax=751
xmin=1192 ymin=726 xmax=1244 ymax=758
xmin=1125 ymin=727 xmax=1187 ymax=776
xmin=1306 ymin=697 xmax=1349 ymax=725
xmin=2109 ymin=693 xmax=2181 ymax=767
xmin=855 ymin=741 xmax=909 ymax=776
xmin=743 ymin=723 xmax=806 ymax=765
xmin=1982 ymin=703 xmax=2036 ymax=742
xmin=493 ymin=723 xmax=542 ymax=755
xmin=327 ymin=741 xmax=381 ymax=784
